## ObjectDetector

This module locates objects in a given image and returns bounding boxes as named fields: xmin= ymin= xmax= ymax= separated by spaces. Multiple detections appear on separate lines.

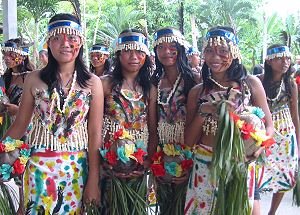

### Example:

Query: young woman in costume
xmin=257 ymin=44 xmax=299 ymax=215
xmin=1 ymin=38 xmax=35 ymax=121
xmin=89 ymin=43 xmax=111 ymax=76
xmin=2 ymin=13 xmax=103 ymax=214
xmin=150 ymin=27 xmax=196 ymax=215
xmin=183 ymin=26 xmax=274 ymax=214
xmin=100 ymin=29 xmax=158 ymax=215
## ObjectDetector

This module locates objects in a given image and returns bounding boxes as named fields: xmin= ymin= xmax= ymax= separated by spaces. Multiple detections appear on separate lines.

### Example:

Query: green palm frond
xmin=0 ymin=182 xmax=19 ymax=215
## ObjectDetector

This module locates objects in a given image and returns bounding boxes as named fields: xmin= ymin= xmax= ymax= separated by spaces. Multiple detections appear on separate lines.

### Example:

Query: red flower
xmin=296 ymin=76 xmax=300 ymax=85
xmin=104 ymin=141 xmax=112 ymax=149
xmin=0 ymin=143 xmax=5 ymax=152
xmin=75 ymin=99 xmax=82 ymax=107
xmin=132 ymin=148 xmax=147 ymax=165
xmin=113 ymin=128 xmax=123 ymax=140
xmin=261 ymin=138 xmax=275 ymax=148
xmin=13 ymin=159 xmax=25 ymax=175
xmin=151 ymin=151 xmax=163 ymax=162
xmin=151 ymin=163 xmax=165 ymax=176
xmin=229 ymin=112 xmax=240 ymax=123
xmin=20 ymin=143 xmax=30 ymax=150
xmin=240 ymin=122 xmax=255 ymax=140
xmin=105 ymin=151 xmax=117 ymax=166
xmin=181 ymin=159 xmax=193 ymax=171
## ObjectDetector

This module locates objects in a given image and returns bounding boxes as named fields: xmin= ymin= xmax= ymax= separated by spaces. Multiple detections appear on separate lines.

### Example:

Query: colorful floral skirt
xmin=258 ymin=130 xmax=298 ymax=193
xmin=184 ymin=144 xmax=255 ymax=215
xmin=23 ymin=148 xmax=88 ymax=215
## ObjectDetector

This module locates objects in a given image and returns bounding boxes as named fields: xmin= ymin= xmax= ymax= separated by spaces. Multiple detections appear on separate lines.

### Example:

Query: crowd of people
xmin=0 ymin=12 xmax=299 ymax=215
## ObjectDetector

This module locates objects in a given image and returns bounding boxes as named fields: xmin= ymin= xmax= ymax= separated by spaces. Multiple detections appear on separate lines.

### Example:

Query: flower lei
xmin=100 ymin=128 xmax=147 ymax=166
xmin=151 ymin=143 xmax=193 ymax=177
xmin=0 ymin=136 xmax=31 ymax=181
xmin=230 ymin=106 xmax=275 ymax=155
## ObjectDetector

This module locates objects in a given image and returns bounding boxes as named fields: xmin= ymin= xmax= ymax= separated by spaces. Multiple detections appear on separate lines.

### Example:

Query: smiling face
xmin=203 ymin=42 xmax=233 ymax=74
xmin=156 ymin=42 xmax=178 ymax=67
xmin=48 ymin=33 xmax=82 ymax=64
xmin=119 ymin=49 xmax=146 ymax=74
xmin=90 ymin=52 xmax=108 ymax=68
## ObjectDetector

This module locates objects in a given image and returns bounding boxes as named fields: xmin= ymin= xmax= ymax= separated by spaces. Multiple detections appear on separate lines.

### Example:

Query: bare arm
xmin=3 ymin=73 xmax=35 ymax=139
xmin=247 ymin=75 xmax=274 ymax=137
xmin=147 ymin=84 xmax=158 ymax=159
xmin=289 ymin=80 xmax=300 ymax=148
xmin=83 ymin=75 xmax=104 ymax=203
xmin=184 ymin=85 xmax=205 ymax=147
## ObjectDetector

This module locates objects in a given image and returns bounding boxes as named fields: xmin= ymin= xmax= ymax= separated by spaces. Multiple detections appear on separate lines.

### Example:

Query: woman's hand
xmin=83 ymin=179 xmax=101 ymax=206
xmin=4 ymin=103 xmax=19 ymax=116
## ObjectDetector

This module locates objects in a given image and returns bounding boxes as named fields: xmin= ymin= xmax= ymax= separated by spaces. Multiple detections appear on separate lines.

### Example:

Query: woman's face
xmin=119 ymin=49 xmax=146 ymax=73
xmin=90 ymin=52 xmax=108 ymax=68
xmin=48 ymin=33 xmax=82 ymax=64
xmin=156 ymin=42 xmax=178 ymax=67
xmin=203 ymin=42 xmax=233 ymax=74
xmin=268 ymin=56 xmax=291 ymax=75
xmin=3 ymin=51 xmax=24 ymax=69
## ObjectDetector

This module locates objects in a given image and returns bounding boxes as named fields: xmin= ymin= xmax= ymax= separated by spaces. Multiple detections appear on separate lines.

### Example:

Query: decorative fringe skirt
xmin=23 ymin=148 xmax=87 ymax=215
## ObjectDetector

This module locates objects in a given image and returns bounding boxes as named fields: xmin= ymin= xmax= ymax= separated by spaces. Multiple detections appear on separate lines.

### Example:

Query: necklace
xmin=267 ymin=79 xmax=283 ymax=102
xmin=121 ymin=79 xmax=143 ymax=102
xmin=12 ymin=71 xmax=32 ymax=76
xmin=157 ymin=73 xmax=181 ymax=106
xmin=208 ymin=75 xmax=229 ymax=90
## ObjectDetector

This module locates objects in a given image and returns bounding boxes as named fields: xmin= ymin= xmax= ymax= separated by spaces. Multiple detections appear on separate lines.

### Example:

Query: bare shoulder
xmin=100 ymin=75 xmax=113 ymax=95
xmin=189 ymin=83 xmax=203 ymax=98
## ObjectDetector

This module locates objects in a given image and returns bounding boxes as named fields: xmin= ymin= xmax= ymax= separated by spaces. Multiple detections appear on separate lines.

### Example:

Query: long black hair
xmin=89 ymin=43 xmax=111 ymax=74
xmin=201 ymin=26 xmax=247 ymax=95
xmin=40 ymin=13 xmax=91 ymax=92
xmin=262 ymin=44 xmax=293 ymax=99
xmin=151 ymin=29 xmax=196 ymax=98
xmin=3 ymin=38 xmax=35 ymax=90
xmin=111 ymin=29 xmax=152 ymax=100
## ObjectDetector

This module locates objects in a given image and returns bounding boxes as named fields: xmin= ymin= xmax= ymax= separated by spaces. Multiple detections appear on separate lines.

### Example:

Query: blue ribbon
xmin=48 ymin=20 xmax=82 ymax=32
xmin=154 ymin=28 xmax=182 ymax=41
xmin=118 ymin=35 xmax=148 ymax=46
xmin=206 ymin=29 xmax=239 ymax=45
xmin=4 ymin=42 xmax=17 ymax=48
xmin=267 ymin=46 xmax=290 ymax=56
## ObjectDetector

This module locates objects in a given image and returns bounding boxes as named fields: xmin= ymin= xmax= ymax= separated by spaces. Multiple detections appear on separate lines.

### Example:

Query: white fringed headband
xmin=2 ymin=41 xmax=29 ymax=56
xmin=114 ymin=32 xmax=150 ymax=56
xmin=46 ymin=19 xmax=84 ymax=41
xmin=203 ymin=29 xmax=242 ymax=64
xmin=187 ymin=47 xmax=200 ymax=56
xmin=89 ymin=45 xmax=110 ymax=55
xmin=266 ymin=46 xmax=292 ymax=60
xmin=153 ymin=28 xmax=189 ymax=49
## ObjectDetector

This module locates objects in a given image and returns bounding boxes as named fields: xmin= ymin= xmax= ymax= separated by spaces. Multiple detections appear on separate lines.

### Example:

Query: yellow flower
xmin=0 ymin=116 xmax=2 ymax=125
xmin=250 ymin=130 xmax=268 ymax=146
xmin=163 ymin=144 xmax=180 ymax=156
xmin=15 ymin=140 xmax=23 ymax=148
xmin=124 ymin=143 xmax=136 ymax=160
xmin=5 ymin=144 xmax=15 ymax=152
xmin=19 ymin=156 xmax=29 ymax=165
xmin=236 ymin=120 xmax=244 ymax=128
xmin=120 ymin=129 xmax=133 ymax=140
xmin=175 ymin=164 xmax=183 ymax=177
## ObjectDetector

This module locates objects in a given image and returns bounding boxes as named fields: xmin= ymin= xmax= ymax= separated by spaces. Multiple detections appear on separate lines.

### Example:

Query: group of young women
xmin=0 ymin=12 xmax=298 ymax=215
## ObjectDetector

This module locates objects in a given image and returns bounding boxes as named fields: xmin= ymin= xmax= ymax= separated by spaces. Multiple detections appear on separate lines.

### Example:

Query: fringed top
xmin=29 ymin=83 xmax=91 ymax=151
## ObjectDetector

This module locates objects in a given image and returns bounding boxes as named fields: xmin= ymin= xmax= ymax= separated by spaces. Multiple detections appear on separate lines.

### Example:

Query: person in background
xmin=187 ymin=46 xmax=201 ymax=83
xmin=252 ymin=64 xmax=264 ymax=76
xmin=38 ymin=49 xmax=48 ymax=68
xmin=89 ymin=43 xmax=111 ymax=77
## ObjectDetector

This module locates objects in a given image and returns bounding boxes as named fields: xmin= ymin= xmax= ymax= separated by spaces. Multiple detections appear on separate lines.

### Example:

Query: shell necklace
xmin=157 ymin=73 xmax=181 ymax=105
xmin=208 ymin=75 xmax=229 ymax=90
xmin=267 ymin=79 xmax=283 ymax=102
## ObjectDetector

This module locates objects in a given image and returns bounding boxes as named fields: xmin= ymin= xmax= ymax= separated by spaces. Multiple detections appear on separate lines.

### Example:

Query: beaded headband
xmin=89 ymin=45 xmax=110 ymax=55
xmin=2 ymin=41 xmax=29 ymax=56
xmin=187 ymin=47 xmax=200 ymax=56
xmin=114 ymin=32 xmax=150 ymax=56
xmin=46 ymin=19 xmax=84 ymax=41
xmin=203 ymin=29 xmax=242 ymax=63
xmin=266 ymin=46 xmax=292 ymax=60
xmin=153 ymin=28 xmax=189 ymax=49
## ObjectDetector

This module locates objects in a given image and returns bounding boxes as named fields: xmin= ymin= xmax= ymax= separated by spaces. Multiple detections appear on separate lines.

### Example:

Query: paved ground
xmin=260 ymin=191 xmax=300 ymax=215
